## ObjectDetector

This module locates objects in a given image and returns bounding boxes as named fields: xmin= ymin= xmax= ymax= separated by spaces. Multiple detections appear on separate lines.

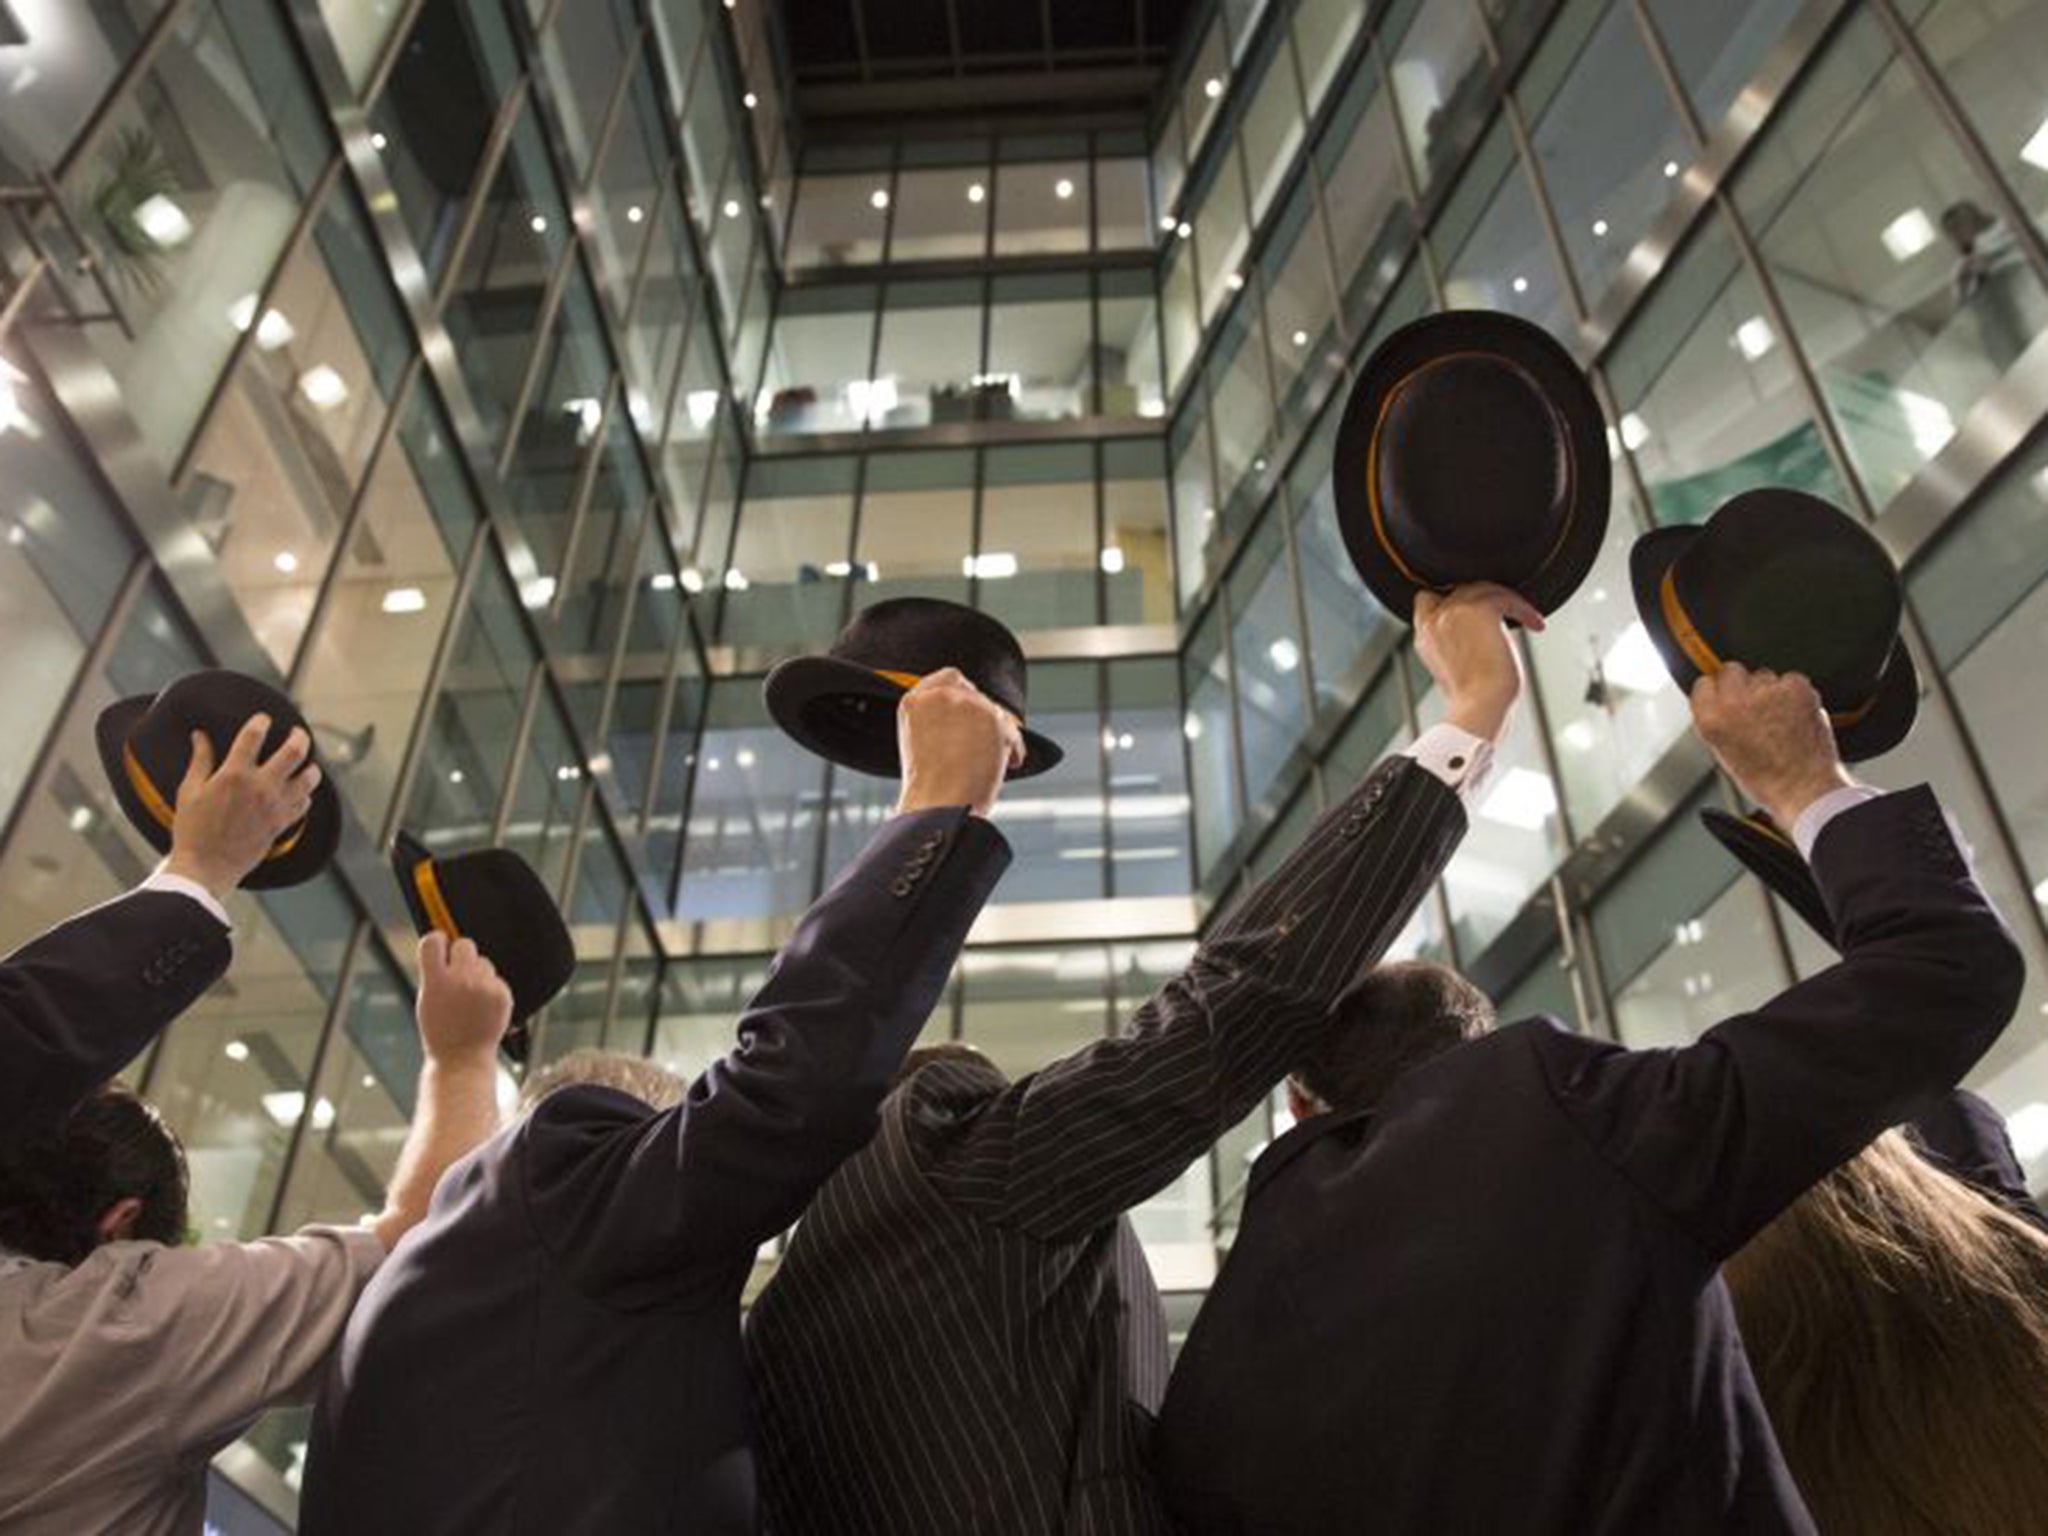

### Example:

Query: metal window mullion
xmin=260 ymin=917 xmax=373 ymax=1236
xmin=1488 ymin=49 xmax=1593 ymax=330
xmin=429 ymin=80 xmax=537 ymax=316
xmin=1627 ymin=0 xmax=1711 ymax=152
xmin=544 ymin=373 xmax=627 ymax=627
xmin=359 ymin=0 xmax=434 ymax=112
xmin=493 ymin=660 xmax=550 ymax=847
xmin=492 ymin=238 xmax=584 ymax=480
xmin=49 ymin=0 xmax=203 ymax=188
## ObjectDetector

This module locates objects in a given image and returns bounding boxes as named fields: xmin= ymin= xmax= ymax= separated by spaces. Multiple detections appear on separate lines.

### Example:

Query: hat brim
xmin=1630 ymin=527 xmax=1917 ymax=763
xmin=1333 ymin=311 xmax=1611 ymax=623
xmin=94 ymin=693 xmax=341 ymax=890
xmin=763 ymin=656 xmax=1064 ymax=781
xmin=1701 ymin=807 xmax=1837 ymax=947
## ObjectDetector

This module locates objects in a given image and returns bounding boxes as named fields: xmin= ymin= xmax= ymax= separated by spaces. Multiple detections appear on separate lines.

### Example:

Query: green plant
xmin=90 ymin=127 xmax=182 ymax=295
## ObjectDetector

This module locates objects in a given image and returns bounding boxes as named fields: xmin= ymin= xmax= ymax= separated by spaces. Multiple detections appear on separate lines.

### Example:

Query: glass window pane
xmin=1153 ymin=109 xmax=1188 ymax=225
xmin=1184 ymin=606 xmax=1241 ymax=885
xmin=1386 ymin=0 xmax=1494 ymax=197
xmin=1294 ymin=0 xmax=1368 ymax=116
xmin=889 ymin=161 xmax=991 ymax=262
xmin=0 ymin=4 xmax=170 ymax=175
xmin=787 ymin=170 xmax=892 ymax=269
xmin=1162 ymin=243 xmax=1202 ymax=397
xmin=1193 ymin=163 xmax=1250 ymax=328
xmin=1911 ymin=0 xmax=2048 ymax=247
xmin=721 ymin=455 xmax=857 ymax=649
xmin=501 ymin=690 xmax=581 ymax=896
xmin=874 ymin=278 xmax=984 ymax=430
xmin=653 ymin=958 xmax=771 ymax=1082
xmin=1288 ymin=404 xmax=1402 ymax=723
xmin=1526 ymin=0 xmax=1696 ymax=306
xmin=1103 ymin=437 xmax=1173 ymax=626
xmin=1098 ymin=267 xmax=1165 ymax=420
xmin=986 ymin=273 xmax=1092 ymax=424
xmin=537 ymin=0 xmax=633 ymax=175
xmin=858 ymin=450 xmax=974 ymax=608
xmin=994 ymin=156 xmax=1090 ymax=257
xmin=681 ymin=46 xmax=736 ymax=236
xmin=1609 ymin=211 xmax=1851 ymax=526
xmin=589 ymin=57 xmax=668 ymax=320
xmin=1228 ymin=514 xmax=1311 ymax=827
xmin=756 ymin=284 xmax=878 ymax=438
xmin=1325 ymin=661 xmax=1410 ymax=786
xmin=502 ymin=293 xmax=610 ymax=593
xmin=678 ymin=679 xmax=826 ymax=932
xmin=1207 ymin=299 xmax=1277 ymax=536
xmin=403 ymin=560 xmax=530 ymax=848
xmin=960 ymin=946 xmax=1109 ymax=1080
xmin=1437 ymin=124 xmax=1575 ymax=338
xmin=1170 ymin=400 xmax=1220 ymax=606
xmin=978 ymin=443 xmax=1097 ymax=632
xmin=1646 ymin=0 xmax=1810 ymax=131
xmin=1183 ymin=22 xmax=1232 ymax=160
xmin=1260 ymin=175 xmax=1342 ymax=423
xmin=1097 ymin=156 xmax=1153 ymax=250
xmin=1241 ymin=45 xmax=1306 ymax=225
xmin=1732 ymin=13 xmax=2048 ymax=512
xmin=1107 ymin=658 xmax=1193 ymax=897
xmin=1315 ymin=69 xmax=1418 ymax=336
xmin=992 ymin=666 xmax=1106 ymax=902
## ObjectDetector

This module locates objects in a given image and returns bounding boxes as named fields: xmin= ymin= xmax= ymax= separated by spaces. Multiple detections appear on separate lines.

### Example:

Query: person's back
xmin=1155 ymin=666 xmax=2026 ymax=1535
xmin=1726 ymin=1116 xmax=2048 ymax=1535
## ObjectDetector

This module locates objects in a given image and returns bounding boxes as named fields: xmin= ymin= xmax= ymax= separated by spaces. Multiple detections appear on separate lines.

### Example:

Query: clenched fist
xmin=1689 ymin=664 xmax=1856 ymax=830
xmin=1413 ymin=583 xmax=1545 ymax=743
xmin=415 ymin=932 xmax=514 ymax=1065
xmin=894 ymin=669 xmax=1025 ymax=820
xmin=161 ymin=714 xmax=323 ymax=899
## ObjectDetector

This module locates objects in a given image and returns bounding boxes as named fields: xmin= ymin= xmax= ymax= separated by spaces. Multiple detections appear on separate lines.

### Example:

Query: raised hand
xmin=162 ymin=714 xmax=322 ymax=899
xmin=894 ymin=668 xmax=1025 ymax=819
xmin=1689 ymin=663 xmax=1856 ymax=830
xmin=1413 ymin=583 xmax=1545 ymax=742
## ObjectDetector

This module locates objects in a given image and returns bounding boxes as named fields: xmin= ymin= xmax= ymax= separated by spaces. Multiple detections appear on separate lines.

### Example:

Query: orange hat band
xmin=122 ymin=744 xmax=308 ymax=861
xmin=411 ymin=858 xmax=460 ymax=940
xmin=1364 ymin=351 xmax=1579 ymax=595
xmin=1657 ymin=567 xmax=1878 ymax=730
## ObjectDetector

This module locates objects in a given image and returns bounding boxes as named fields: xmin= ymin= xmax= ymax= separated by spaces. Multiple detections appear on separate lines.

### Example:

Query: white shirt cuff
xmin=1402 ymin=723 xmax=1496 ymax=807
xmin=139 ymin=868 xmax=233 ymax=932
xmin=1790 ymin=785 xmax=1884 ymax=863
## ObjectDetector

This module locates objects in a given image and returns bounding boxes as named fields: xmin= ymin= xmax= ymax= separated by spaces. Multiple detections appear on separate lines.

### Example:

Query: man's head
xmin=517 ymin=1049 xmax=688 ymax=1115
xmin=0 ymin=1087 xmax=189 ymax=1264
xmin=1288 ymin=961 xmax=1497 ymax=1121
xmin=891 ymin=1040 xmax=1006 ymax=1090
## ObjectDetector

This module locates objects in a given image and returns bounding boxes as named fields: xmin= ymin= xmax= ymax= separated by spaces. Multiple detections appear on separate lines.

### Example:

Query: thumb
xmin=417 ymin=930 xmax=449 ymax=981
xmin=179 ymin=731 xmax=215 ymax=803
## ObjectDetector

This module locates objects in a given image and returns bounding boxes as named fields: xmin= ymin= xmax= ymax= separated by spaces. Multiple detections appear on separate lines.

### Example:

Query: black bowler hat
xmin=1628 ymin=488 xmax=1918 ymax=762
xmin=93 ymin=669 xmax=339 ymax=891
xmin=1700 ymin=807 xmax=1835 ymax=945
xmin=763 ymin=597 xmax=1063 ymax=780
xmin=1332 ymin=310 xmax=1610 ymax=622
xmin=391 ymin=832 xmax=575 ymax=1064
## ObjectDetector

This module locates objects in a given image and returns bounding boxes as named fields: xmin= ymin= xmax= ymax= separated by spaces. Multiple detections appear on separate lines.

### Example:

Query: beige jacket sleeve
xmin=133 ymin=1225 xmax=385 ymax=1459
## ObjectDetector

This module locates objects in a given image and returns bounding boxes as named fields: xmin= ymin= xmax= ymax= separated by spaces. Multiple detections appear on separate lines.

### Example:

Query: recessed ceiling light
xmin=1055 ymin=178 xmax=1075 ymax=199
xmin=723 ymin=199 xmax=741 ymax=219
xmin=1880 ymin=206 xmax=1937 ymax=263
xmin=1591 ymin=218 xmax=1609 ymax=238
xmin=1601 ymin=621 xmax=1667 ymax=692
xmin=742 ymin=91 xmax=758 ymax=109
xmin=1177 ymin=221 xmax=1192 ymax=239
xmin=869 ymin=188 xmax=890 ymax=210
xmin=298 ymin=365 xmax=349 ymax=410
xmin=1226 ymin=272 xmax=1245 ymax=291
xmin=967 ymin=182 xmax=986 ymax=204
xmin=133 ymin=194 xmax=193 ymax=248
xmin=370 ymin=131 xmax=388 ymax=151
xmin=963 ymin=552 xmax=1019 ymax=579
xmin=1662 ymin=160 xmax=1680 ymax=179
xmin=2021 ymin=116 xmax=2048 ymax=172
xmin=224 ymin=1039 xmax=250 ymax=1062
xmin=626 ymin=204 xmax=644 ymax=224
xmin=1100 ymin=546 xmax=1126 ymax=574
xmin=528 ymin=213 xmax=548 ymax=234
xmin=1159 ymin=214 xmax=1178 ymax=232
xmin=273 ymin=550 xmax=299 ymax=574
xmin=1732 ymin=315 xmax=1775 ymax=361
xmin=1291 ymin=329 xmax=1309 ymax=347
xmin=1511 ymin=276 xmax=1529 ymax=294
xmin=381 ymin=586 xmax=428 ymax=614
xmin=1204 ymin=76 xmax=1224 ymax=99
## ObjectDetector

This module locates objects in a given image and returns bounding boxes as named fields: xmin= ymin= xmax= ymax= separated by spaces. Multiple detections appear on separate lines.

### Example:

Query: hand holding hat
xmin=160 ymin=713 xmax=323 ymax=902
xmin=895 ymin=668 xmax=1026 ymax=820
xmin=1688 ymin=664 xmax=1855 ymax=834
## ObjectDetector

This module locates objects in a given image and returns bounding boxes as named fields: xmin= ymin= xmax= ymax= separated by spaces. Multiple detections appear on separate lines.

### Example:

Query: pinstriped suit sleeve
xmin=522 ymin=807 xmax=1011 ymax=1305
xmin=914 ymin=756 xmax=1465 ymax=1242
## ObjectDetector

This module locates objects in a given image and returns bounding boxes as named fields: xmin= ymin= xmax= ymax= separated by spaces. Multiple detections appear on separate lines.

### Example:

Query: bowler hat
xmin=1628 ymin=488 xmax=1917 ymax=762
xmin=391 ymin=832 xmax=575 ymax=1064
xmin=1332 ymin=310 xmax=1610 ymax=622
xmin=1700 ymin=807 xmax=1835 ymax=946
xmin=94 ymin=669 xmax=339 ymax=891
xmin=763 ymin=598 xmax=1063 ymax=779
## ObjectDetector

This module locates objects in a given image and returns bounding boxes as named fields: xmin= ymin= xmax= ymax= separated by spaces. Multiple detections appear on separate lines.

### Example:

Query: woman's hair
xmin=0 ymin=1087 xmax=189 ymax=1264
xmin=1724 ymin=1130 xmax=2048 ymax=1536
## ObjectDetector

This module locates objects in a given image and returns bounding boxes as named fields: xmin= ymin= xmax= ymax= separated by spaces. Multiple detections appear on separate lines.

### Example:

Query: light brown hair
xmin=518 ymin=1049 xmax=687 ymax=1114
xmin=1725 ymin=1130 xmax=2048 ymax=1535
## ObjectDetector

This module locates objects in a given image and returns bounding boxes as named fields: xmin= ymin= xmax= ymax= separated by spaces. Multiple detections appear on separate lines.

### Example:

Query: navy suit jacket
xmin=298 ymin=808 xmax=1010 ymax=1536
xmin=1156 ymin=786 xmax=2025 ymax=1536
xmin=0 ymin=890 xmax=229 ymax=1149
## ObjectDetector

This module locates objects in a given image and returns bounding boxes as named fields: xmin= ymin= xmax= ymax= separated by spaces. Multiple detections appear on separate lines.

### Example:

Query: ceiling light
xmin=1896 ymin=388 xmax=1955 ymax=458
xmin=705 ymin=757 xmax=722 ymax=772
xmin=1204 ymin=76 xmax=1224 ymax=99
xmin=1591 ymin=218 xmax=1609 ymax=238
xmin=1662 ymin=160 xmax=1680 ymax=179
xmin=262 ymin=1092 xmax=335 ymax=1129
xmin=1160 ymin=214 xmax=1178 ymax=232
xmin=529 ymin=213 xmax=548 ymax=234
xmin=723 ymin=198 xmax=741 ymax=219
xmin=555 ymin=765 xmax=580 ymax=782
xmin=2008 ymin=1102 xmax=2048 ymax=1163
xmin=650 ymin=572 xmax=677 ymax=592
xmin=1055 ymin=178 xmax=1075 ymax=199
xmin=1100 ymin=546 xmax=1126 ymax=574
xmin=564 ymin=396 xmax=603 ymax=440
xmin=448 ymin=769 xmax=465 ymax=784
xmin=1619 ymin=411 xmax=1650 ymax=451
xmin=1601 ymin=621 xmax=1668 ymax=693
xmin=66 ymin=804 xmax=94 ymax=833
xmin=134 ymin=194 xmax=194 ymax=248
xmin=2033 ymin=876 xmax=2048 ymax=908
xmin=844 ymin=375 xmax=899 ymax=420
xmin=272 ymin=550 xmax=299 ymax=574
xmin=869 ymin=188 xmax=890 ymax=210
xmin=370 ymin=131 xmax=388 ymax=151
xmin=1511 ymin=276 xmax=1529 ymax=294
xmin=362 ymin=1073 xmax=377 ymax=1089
xmin=742 ymin=91 xmax=759 ymax=109
xmin=964 ymin=551 xmax=1019 ymax=579
xmin=1226 ymin=272 xmax=1244 ymax=291
xmin=1291 ymin=329 xmax=1309 ymax=347
xmin=1733 ymin=315 xmax=1775 ymax=361
xmin=2021 ymin=116 xmax=2048 ymax=172
xmin=298 ymin=366 xmax=350 ymax=410
xmin=0 ymin=357 xmax=26 ymax=439
xmin=681 ymin=568 xmax=705 ymax=593
xmin=723 ymin=568 xmax=749 ymax=591
xmin=524 ymin=576 xmax=557 ymax=607
xmin=1560 ymin=720 xmax=1597 ymax=752
xmin=967 ymin=182 xmax=986 ymax=204
xmin=1183 ymin=714 xmax=1204 ymax=741
xmin=626 ymin=204 xmax=644 ymax=224
xmin=228 ymin=294 xmax=295 ymax=351
xmin=737 ymin=747 xmax=757 ymax=768
xmin=1477 ymin=767 xmax=1557 ymax=831
xmin=224 ymin=1039 xmax=250 ymax=1062
xmin=1118 ymin=732 xmax=1134 ymax=751
xmin=1102 ymin=726 xmax=1120 ymax=753
xmin=1880 ymin=206 xmax=1937 ymax=263
xmin=381 ymin=586 xmax=428 ymax=614
xmin=1267 ymin=637 xmax=1300 ymax=673
xmin=1177 ymin=221 xmax=1193 ymax=239
xmin=684 ymin=389 xmax=720 ymax=431
xmin=824 ymin=560 xmax=853 ymax=577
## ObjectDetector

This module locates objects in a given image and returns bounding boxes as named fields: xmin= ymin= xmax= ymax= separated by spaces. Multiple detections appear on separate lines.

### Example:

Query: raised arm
xmin=1550 ymin=666 xmax=2026 ymax=1261
xmin=0 ymin=714 xmax=314 ymax=1146
xmin=914 ymin=585 xmax=1542 ymax=1243
xmin=528 ymin=670 xmax=1017 ymax=1300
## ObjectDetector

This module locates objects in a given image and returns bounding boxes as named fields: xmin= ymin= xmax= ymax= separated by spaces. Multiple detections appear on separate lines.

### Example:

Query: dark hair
xmin=1293 ymin=961 xmax=1496 ymax=1113
xmin=0 ymin=1087 xmax=189 ymax=1264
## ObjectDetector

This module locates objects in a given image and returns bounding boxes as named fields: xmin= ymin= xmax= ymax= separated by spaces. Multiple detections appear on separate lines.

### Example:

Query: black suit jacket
xmin=1 ymin=889 xmax=229 ymax=1149
xmin=1155 ymin=786 xmax=2025 ymax=1536
xmin=747 ymin=756 xmax=1468 ymax=1535
xmin=298 ymin=808 xmax=1010 ymax=1536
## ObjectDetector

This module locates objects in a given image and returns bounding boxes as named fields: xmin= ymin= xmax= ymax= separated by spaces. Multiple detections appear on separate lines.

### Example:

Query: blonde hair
xmin=518 ymin=1049 xmax=687 ymax=1114
xmin=1725 ymin=1130 xmax=2048 ymax=1535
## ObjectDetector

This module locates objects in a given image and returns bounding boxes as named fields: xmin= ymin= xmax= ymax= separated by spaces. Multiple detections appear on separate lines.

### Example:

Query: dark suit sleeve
xmin=912 ymin=756 xmax=1467 ymax=1243
xmin=522 ymin=807 xmax=1011 ymax=1305
xmin=1908 ymin=1090 xmax=2047 ymax=1231
xmin=0 ymin=890 xmax=231 ymax=1150
xmin=1546 ymin=786 xmax=2025 ymax=1263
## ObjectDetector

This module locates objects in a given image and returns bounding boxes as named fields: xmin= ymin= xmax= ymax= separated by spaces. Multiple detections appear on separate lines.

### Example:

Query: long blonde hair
xmin=1724 ymin=1130 xmax=2048 ymax=1536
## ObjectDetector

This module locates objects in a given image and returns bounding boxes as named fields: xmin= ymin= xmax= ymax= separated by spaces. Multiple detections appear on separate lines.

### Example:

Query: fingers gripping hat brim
xmin=763 ymin=657 xmax=1064 ymax=780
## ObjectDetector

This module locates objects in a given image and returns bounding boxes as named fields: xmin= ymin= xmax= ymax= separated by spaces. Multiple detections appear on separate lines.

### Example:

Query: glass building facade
xmin=2 ymin=0 xmax=2047 ymax=1521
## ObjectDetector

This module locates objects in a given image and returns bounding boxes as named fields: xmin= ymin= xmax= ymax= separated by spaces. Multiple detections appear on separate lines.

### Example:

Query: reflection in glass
xmin=1103 ymin=439 xmax=1173 ymax=626
xmin=756 ymin=284 xmax=878 ymax=437
xmin=986 ymin=273 xmax=1092 ymax=423
xmin=1229 ymin=516 xmax=1312 ymax=827
xmin=873 ymin=279 xmax=985 ymax=429
xmin=720 ymin=456 xmax=857 ymax=650
xmin=1386 ymin=0 xmax=1494 ymax=196
xmin=1911 ymin=0 xmax=2048 ymax=250
xmin=1645 ymin=0 xmax=1810 ymax=131
xmin=1097 ymin=268 xmax=1166 ymax=419
xmin=1184 ymin=607 xmax=1242 ymax=885
xmin=1315 ymin=66 xmax=1417 ymax=336
xmin=678 ymin=680 xmax=827 ymax=929
xmin=977 ymin=444 xmax=1097 ymax=632
xmin=857 ymin=451 xmax=974 ymax=608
